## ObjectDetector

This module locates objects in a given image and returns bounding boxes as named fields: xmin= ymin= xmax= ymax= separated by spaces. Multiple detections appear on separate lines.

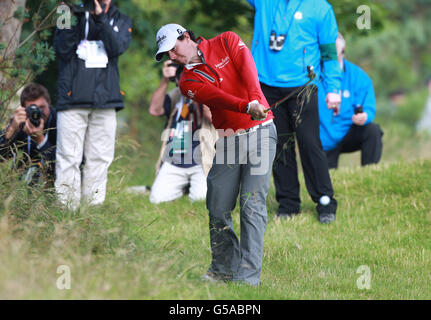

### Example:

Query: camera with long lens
xmin=269 ymin=31 xmax=286 ymax=52
xmin=25 ymin=104 xmax=42 ymax=127
xmin=168 ymin=63 xmax=180 ymax=82
xmin=354 ymin=105 xmax=363 ymax=114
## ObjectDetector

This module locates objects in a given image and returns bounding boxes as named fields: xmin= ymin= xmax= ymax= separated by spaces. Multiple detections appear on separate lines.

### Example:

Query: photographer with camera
xmin=54 ymin=0 xmax=131 ymax=210
xmin=148 ymin=59 xmax=215 ymax=204
xmin=0 ymin=83 xmax=57 ymax=184
xmin=318 ymin=33 xmax=383 ymax=169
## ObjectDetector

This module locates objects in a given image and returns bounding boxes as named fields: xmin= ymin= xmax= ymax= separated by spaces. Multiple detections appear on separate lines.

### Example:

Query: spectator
xmin=0 ymin=83 xmax=56 ymax=185
xmin=53 ymin=0 xmax=131 ymax=210
xmin=318 ymin=32 xmax=383 ymax=169
xmin=154 ymin=24 xmax=276 ymax=285
xmin=416 ymin=77 xmax=431 ymax=134
xmin=148 ymin=60 xmax=215 ymax=203
xmin=247 ymin=0 xmax=342 ymax=224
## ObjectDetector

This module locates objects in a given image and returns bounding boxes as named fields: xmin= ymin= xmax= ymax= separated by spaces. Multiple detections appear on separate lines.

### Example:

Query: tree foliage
xmin=346 ymin=0 xmax=431 ymax=97
xmin=0 ymin=0 xmax=58 ymax=124
xmin=2 ymin=0 xmax=430 ymax=133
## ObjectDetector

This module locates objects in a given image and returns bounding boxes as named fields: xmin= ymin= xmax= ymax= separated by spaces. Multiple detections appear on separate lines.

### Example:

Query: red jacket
xmin=179 ymin=31 xmax=273 ymax=132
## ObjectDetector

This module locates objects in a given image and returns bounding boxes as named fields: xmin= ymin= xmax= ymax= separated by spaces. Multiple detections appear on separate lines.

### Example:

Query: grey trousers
xmin=206 ymin=123 xmax=277 ymax=285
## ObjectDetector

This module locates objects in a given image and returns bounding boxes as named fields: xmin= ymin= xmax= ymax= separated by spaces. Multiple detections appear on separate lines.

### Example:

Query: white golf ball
xmin=320 ymin=195 xmax=330 ymax=206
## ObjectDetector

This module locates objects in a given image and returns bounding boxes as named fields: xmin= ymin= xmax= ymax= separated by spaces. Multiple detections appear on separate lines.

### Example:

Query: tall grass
xmin=1 ymin=131 xmax=431 ymax=299
xmin=1 ymin=88 xmax=430 ymax=299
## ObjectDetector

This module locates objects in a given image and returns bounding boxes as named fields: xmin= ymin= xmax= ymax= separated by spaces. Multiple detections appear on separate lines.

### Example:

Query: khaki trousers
xmin=55 ymin=108 xmax=116 ymax=210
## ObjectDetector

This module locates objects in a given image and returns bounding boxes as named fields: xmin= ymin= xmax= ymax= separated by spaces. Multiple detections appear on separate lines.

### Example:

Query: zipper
xmin=251 ymin=32 xmax=260 ymax=55
xmin=197 ymin=48 xmax=221 ymax=83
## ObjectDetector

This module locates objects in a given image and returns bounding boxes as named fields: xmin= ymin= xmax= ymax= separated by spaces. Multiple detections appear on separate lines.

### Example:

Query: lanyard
xmin=271 ymin=0 xmax=302 ymax=36
xmin=27 ymin=136 xmax=31 ymax=155
xmin=85 ymin=11 xmax=90 ymax=39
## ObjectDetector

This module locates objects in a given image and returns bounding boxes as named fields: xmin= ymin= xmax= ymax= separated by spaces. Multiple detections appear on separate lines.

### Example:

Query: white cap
xmin=155 ymin=24 xmax=187 ymax=62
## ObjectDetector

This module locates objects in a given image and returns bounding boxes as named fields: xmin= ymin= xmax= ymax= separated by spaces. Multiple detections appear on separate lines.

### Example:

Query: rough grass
xmin=1 ymin=122 xmax=431 ymax=299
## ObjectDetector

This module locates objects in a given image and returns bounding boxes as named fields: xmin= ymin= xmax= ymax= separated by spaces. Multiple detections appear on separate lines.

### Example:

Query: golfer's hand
xmin=326 ymin=92 xmax=341 ymax=115
xmin=352 ymin=112 xmax=367 ymax=126
xmin=247 ymin=100 xmax=267 ymax=121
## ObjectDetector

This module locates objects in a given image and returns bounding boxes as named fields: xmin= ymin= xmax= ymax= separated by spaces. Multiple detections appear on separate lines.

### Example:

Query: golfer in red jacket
xmin=155 ymin=24 xmax=277 ymax=286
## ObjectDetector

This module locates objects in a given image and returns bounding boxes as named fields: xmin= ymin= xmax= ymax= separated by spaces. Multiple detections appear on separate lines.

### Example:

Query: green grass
xmin=1 ymin=109 xmax=431 ymax=299
xmin=1 ymin=131 xmax=431 ymax=298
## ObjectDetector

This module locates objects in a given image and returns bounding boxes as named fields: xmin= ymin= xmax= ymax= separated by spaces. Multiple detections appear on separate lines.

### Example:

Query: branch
xmin=2 ymin=22 xmax=21 ymax=60
xmin=17 ymin=5 xmax=58 ymax=50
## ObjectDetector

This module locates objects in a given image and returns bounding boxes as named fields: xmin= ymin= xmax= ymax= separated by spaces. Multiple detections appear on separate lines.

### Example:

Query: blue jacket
xmin=246 ymin=0 xmax=342 ymax=92
xmin=318 ymin=60 xmax=376 ymax=151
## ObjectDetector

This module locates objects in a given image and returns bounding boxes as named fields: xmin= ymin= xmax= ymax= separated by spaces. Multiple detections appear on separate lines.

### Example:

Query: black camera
xmin=72 ymin=0 xmax=96 ymax=13
xmin=354 ymin=105 xmax=364 ymax=114
xmin=269 ymin=31 xmax=286 ymax=52
xmin=168 ymin=63 xmax=180 ymax=82
xmin=26 ymin=104 xmax=42 ymax=127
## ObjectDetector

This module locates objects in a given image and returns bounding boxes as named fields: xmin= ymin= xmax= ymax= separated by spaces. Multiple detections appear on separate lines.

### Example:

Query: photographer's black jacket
xmin=0 ymin=107 xmax=57 ymax=175
xmin=54 ymin=2 xmax=132 ymax=111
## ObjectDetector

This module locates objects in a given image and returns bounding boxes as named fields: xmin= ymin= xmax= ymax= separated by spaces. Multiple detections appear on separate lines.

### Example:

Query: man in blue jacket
xmin=318 ymin=33 xmax=383 ymax=169
xmin=247 ymin=0 xmax=342 ymax=223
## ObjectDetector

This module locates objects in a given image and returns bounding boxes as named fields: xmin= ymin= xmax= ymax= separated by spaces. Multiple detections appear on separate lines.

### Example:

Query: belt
xmin=235 ymin=119 xmax=273 ymax=136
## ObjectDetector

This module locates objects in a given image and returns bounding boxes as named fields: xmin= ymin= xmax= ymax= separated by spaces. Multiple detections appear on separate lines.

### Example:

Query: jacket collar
xmin=196 ymin=36 xmax=208 ymax=54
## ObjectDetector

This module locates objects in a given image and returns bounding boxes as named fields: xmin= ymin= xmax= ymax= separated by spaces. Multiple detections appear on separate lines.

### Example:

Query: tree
xmin=345 ymin=0 xmax=431 ymax=97
xmin=0 ymin=0 xmax=27 ymax=122
xmin=0 ymin=0 xmax=57 ymax=124
xmin=0 ymin=0 xmax=26 ymax=64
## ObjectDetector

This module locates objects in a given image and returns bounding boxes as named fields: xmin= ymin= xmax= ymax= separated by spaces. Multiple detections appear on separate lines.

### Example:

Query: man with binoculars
xmin=0 ymin=83 xmax=57 ymax=185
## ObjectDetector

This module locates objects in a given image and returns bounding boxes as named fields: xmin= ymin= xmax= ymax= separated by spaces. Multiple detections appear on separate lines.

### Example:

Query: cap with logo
xmin=155 ymin=24 xmax=187 ymax=62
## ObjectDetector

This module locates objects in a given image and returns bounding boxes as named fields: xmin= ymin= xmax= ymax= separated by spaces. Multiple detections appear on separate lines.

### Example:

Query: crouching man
xmin=0 ymin=83 xmax=56 ymax=185
xmin=148 ymin=60 xmax=216 ymax=203
xmin=318 ymin=33 xmax=383 ymax=169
